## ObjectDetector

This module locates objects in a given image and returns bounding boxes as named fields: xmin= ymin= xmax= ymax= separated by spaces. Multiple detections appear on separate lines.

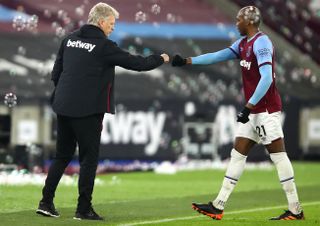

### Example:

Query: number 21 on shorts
xmin=256 ymin=125 xmax=267 ymax=137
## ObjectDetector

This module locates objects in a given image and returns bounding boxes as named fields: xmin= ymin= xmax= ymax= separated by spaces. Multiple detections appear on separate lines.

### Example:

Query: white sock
xmin=270 ymin=152 xmax=302 ymax=214
xmin=212 ymin=149 xmax=247 ymax=210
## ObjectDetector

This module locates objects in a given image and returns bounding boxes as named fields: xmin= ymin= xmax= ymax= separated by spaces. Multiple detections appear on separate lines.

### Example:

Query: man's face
xmin=99 ymin=15 xmax=115 ymax=36
xmin=236 ymin=13 xmax=247 ymax=36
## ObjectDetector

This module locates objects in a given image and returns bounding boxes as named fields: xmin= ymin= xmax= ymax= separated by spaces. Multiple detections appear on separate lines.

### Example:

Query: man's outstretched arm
xmin=105 ymin=40 xmax=168 ymax=71
xmin=172 ymin=48 xmax=238 ymax=67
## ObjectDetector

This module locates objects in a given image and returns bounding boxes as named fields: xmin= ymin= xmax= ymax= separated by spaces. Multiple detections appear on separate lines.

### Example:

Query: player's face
xmin=236 ymin=13 xmax=247 ymax=36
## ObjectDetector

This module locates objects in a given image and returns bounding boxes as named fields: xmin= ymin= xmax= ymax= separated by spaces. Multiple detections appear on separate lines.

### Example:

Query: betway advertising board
xmin=99 ymin=100 xmax=183 ymax=160
xmin=97 ymin=98 xmax=300 ymax=161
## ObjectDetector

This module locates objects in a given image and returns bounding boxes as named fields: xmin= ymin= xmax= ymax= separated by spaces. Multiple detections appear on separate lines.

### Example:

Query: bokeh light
xmin=26 ymin=15 xmax=38 ymax=31
xmin=12 ymin=16 xmax=26 ymax=31
xmin=4 ymin=93 xmax=18 ymax=108
xmin=151 ymin=4 xmax=161 ymax=15
xmin=135 ymin=11 xmax=147 ymax=23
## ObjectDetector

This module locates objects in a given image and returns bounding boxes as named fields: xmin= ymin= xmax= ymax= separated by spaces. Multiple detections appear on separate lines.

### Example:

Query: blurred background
xmin=0 ymin=0 xmax=319 ymax=176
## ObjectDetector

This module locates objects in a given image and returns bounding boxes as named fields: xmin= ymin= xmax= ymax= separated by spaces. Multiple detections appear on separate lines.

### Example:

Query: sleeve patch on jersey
xmin=257 ymin=48 xmax=272 ymax=58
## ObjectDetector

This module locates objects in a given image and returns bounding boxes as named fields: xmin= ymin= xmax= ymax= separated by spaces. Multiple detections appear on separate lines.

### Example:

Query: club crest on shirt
xmin=246 ymin=46 xmax=252 ymax=57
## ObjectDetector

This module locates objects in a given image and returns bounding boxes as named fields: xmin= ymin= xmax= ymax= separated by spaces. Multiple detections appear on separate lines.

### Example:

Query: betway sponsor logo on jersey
xmin=66 ymin=39 xmax=96 ymax=52
xmin=101 ymin=111 xmax=166 ymax=156
xmin=240 ymin=60 xmax=251 ymax=70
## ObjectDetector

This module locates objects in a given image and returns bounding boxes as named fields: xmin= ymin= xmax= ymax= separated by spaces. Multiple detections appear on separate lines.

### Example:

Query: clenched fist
xmin=161 ymin=53 xmax=170 ymax=63
xmin=172 ymin=54 xmax=187 ymax=66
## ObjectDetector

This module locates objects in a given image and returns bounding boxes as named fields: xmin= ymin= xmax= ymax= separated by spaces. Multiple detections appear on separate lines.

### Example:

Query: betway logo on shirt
xmin=101 ymin=111 xmax=166 ymax=156
xmin=66 ymin=39 xmax=96 ymax=52
xmin=240 ymin=60 xmax=251 ymax=70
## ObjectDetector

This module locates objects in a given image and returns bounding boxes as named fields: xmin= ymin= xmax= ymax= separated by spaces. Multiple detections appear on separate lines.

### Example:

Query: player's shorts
xmin=235 ymin=111 xmax=284 ymax=145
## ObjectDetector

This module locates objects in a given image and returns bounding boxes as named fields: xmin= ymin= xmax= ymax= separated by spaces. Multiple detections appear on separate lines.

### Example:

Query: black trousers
xmin=41 ymin=113 xmax=104 ymax=213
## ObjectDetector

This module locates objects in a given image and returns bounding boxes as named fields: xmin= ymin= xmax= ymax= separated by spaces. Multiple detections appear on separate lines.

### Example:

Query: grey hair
xmin=239 ymin=6 xmax=261 ymax=26
xmin=87 ymin=2 xmax=119 ymax=25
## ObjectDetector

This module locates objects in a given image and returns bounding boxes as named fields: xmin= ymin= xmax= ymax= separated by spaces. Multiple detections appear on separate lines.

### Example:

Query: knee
xmin=233 ymin=138 xmax=254 ymax=156
xmin=80 ymin=161 xmax=98 ymax=168
xmin=55 ymin=155 xmax=73 ymax=164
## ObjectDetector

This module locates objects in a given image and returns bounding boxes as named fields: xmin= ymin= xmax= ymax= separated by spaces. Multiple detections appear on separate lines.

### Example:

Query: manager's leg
xmin=73 ymin=114 xmax=104 ymax=215
xmin=37 ymin=115 xmax=76 ymax=217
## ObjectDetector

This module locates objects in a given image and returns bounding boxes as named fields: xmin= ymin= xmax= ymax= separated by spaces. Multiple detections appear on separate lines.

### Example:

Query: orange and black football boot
xmin=270 ymin=210 xmax=305 ymax=220
xmin=192 ymin=202 xmax=224 ymax=220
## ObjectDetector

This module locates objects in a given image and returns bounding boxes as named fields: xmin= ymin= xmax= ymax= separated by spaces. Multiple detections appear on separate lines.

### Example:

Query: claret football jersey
xmin=229 ymin=32 xmax=282 ymax=114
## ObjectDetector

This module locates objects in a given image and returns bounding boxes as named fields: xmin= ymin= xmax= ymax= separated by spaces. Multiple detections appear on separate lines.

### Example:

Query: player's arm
xmin=248 ymin=36 xmax=274 ymax=107
xmin=237 ymin=35 xmax=273 ymax=123
xmin=247 ymin=64 xmax=273 ymax=108
xmin=189 ymin=48 xmax=237 ymax=65
xmin=172 ymin=38 xmax=242 ymax=67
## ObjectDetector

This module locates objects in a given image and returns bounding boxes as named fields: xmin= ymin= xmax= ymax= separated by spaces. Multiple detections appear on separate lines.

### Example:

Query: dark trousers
xmin=41 ymin=113 xmax=104 ymax=213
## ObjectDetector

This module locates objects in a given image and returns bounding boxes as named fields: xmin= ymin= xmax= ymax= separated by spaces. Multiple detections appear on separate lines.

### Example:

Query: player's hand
xmin=172 ymin=54 xmax=187 ymax=66
xmin=237 ymin=106 xmax=251 ymax=123
xmin=161 ymin=53 xmax=170 ymax=63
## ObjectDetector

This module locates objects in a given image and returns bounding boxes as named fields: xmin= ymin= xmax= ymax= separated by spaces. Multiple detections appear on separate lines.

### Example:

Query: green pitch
xmin=0 ymin=162 xmax=319 ymax=225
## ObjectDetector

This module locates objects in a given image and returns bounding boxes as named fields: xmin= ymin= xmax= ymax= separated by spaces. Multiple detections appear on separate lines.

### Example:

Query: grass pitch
xmin=0 ymin=162 xmax=319 ymax=225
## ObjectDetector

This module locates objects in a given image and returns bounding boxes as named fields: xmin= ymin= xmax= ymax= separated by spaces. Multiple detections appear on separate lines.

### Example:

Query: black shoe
xmin=270 ymin=210 xmax=305 ymax=220
xmin=192 ymin=202 xmax=224 ymax=220
xmin=73 ymin=207 xmax=104 ymax=221
xmin=36 ymin=201 xmax=60 ymax=217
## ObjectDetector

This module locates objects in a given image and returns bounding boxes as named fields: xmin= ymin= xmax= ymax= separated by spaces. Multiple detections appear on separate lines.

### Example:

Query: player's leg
xmin=192 ymin=137 xmax=255 ymax=219
xmin=212 ymin=137 xmax=255 ymax=208
xmin=192 ymin=120 xmax=257 ymax=220
xmin=266 ymin=138 xmax=304 ymax=220
xmin=259 ymin=111 xmax=304 ymax=220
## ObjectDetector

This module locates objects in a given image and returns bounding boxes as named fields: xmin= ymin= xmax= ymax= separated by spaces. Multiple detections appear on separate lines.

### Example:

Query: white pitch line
xmin=118 ymin=216 xmax=199 ymax=226
xmin=118 ymin=201 xmax=320 ymax=226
